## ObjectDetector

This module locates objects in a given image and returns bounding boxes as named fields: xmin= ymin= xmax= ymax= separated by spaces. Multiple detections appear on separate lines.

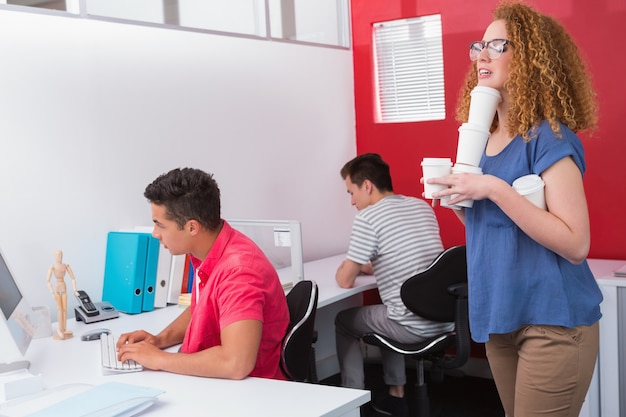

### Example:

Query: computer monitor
xmin=227 ymin=219 xmax=304 ymax=290
xmin=0 ymin=246 xmax=37 ymax=369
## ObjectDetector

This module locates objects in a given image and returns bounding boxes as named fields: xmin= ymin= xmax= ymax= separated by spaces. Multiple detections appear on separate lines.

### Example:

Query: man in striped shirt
xmin=335 ymin=153 xmax=450 ymax=417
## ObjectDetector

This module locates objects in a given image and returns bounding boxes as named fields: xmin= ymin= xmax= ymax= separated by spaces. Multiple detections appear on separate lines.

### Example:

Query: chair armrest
xmin=447 ymin=282 xmax=468 ymax=297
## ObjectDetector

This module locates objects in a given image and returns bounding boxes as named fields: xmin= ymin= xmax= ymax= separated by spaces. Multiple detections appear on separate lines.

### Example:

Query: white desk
xmin=586 ymin=258 xmax=626 ymax=417
xmin=8 ymin=306 xmax=369 ymax=417
xmin=10 ymin=255 xmax=620 ymax=416
xmin=306 ymin=254 xmax=377 ymax=309
xmin=302 ymin=254 xmax=377 ymax=380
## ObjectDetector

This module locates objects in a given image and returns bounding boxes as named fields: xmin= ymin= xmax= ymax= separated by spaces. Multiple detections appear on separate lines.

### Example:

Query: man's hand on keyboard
xmin=117 ymin=339 xmax=168 ymax=371
xmin=100 ymin=333 xmax=143 ymax=374
xmin=116 ymin=329 xmax=159 ymax=349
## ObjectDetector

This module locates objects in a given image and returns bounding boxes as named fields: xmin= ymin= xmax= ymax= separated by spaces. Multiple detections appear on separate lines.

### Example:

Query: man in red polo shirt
xmin=117 ymin=167 xmax=289 ymax=380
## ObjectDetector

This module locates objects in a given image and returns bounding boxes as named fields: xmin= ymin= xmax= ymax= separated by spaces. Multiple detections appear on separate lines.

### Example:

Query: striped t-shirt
xmin=347 ymin=195 xmax=451 ymax=337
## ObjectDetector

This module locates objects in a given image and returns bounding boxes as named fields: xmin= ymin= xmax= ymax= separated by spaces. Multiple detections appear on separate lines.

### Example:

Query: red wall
xmin=350 ymin=0 xmax=626 ymax=259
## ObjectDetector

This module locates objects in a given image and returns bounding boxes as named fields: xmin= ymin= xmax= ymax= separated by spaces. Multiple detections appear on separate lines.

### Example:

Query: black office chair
xmin=280 ymin=279 xmax=319 ymax=382
xmin=362 ymin=245 xmax=469 ymax=417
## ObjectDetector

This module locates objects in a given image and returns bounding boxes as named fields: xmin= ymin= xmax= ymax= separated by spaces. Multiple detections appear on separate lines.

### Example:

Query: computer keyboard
xmin=100 ymin=332 xmax=143 ymax=374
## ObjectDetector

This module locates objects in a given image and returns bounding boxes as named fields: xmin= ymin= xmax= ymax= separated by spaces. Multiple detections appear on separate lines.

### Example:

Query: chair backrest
xmin=401 ymin=245 xmax=470 ymax=369
xmin=401 ymin=245 xmax=467 ymax=323
xmin=280 ymin=280 xmax=318 ymax=382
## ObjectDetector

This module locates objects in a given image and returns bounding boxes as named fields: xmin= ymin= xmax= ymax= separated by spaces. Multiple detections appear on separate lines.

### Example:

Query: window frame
xmin=373 ymin=14 xmax=445 ymax=123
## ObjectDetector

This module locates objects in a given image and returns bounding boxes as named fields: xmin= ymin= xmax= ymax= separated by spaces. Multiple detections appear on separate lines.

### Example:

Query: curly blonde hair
xmin=455 ymin=1 xmax=598 ymax=140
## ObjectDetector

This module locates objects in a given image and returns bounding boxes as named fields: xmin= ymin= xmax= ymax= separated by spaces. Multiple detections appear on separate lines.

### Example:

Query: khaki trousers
xmin=485 ymin=322 xmax=599 ymax=417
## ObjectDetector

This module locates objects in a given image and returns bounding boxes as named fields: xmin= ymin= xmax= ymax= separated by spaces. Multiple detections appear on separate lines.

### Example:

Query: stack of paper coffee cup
xmin=440 ymin=164 xmax=483 ymax=210
xmin=468 ymin=86 xmax=502 ymax=131
xmin=456 ymin=86 xmax=502 ymax=167
xmin=443 ymin=86 xmax=502 ymax=209
xmin=456 ymin=124 xmax=491 ymax=167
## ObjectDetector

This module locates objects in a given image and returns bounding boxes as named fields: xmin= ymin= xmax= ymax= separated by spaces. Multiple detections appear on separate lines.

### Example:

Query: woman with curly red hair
xmin=428 ymin=2 xmax=602 ymax=415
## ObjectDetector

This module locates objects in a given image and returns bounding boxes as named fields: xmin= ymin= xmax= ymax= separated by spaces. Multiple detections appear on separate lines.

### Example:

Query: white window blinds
xmin=373 ymin=15 xmax=445 ymax=123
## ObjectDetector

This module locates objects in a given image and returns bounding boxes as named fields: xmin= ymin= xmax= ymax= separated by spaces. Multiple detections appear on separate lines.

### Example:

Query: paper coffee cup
xmin=440 ymin=195 xmax=461 ymax=210
xmin=441 ymin=164 xmax=483 ymax=209
xmin=468 ymin=86 xmax=502 ymax=131
xmin=421 ymin=157 xmax=452 ymax=199
xmin=512 ymin=174 xmax=546 ymax=209
xmin=456 ymin=123 xmax=490 ymax=167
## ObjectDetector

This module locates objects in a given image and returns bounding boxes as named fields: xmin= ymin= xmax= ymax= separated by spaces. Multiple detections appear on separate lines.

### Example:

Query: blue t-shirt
xmin=465 ymin=120 xmax=603 ymax=343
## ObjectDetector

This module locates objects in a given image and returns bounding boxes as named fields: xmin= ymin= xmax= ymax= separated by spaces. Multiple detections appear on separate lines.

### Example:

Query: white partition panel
xmin=0 ymin=9 xmax=356 ymax=318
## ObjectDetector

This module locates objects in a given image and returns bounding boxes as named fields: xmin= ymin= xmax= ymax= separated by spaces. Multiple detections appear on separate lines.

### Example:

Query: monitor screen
xmin=0 ymin=253 xmax=22 ymax=320
xmin=227 ymin=219 xmax=304 ymax=290
xmin=0 ymin=246 xmax=36 ymax=364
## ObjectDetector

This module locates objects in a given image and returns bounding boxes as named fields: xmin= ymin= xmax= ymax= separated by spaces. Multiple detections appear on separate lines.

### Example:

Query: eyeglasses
xmin=469 ymin=39 xmax=510 ymax=61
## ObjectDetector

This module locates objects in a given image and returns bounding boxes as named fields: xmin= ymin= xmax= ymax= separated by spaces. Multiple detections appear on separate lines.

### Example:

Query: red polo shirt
xmin=180 ymin=221 xmax=289 ymax=380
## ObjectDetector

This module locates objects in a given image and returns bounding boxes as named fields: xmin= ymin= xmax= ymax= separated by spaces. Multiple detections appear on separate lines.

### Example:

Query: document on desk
xmin=0 ymin=382 xmax=164 ymax=417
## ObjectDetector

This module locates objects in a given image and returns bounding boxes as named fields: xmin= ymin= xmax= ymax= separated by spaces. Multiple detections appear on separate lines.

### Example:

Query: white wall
xmin=0 ymin=9 xmax=357 ymax=318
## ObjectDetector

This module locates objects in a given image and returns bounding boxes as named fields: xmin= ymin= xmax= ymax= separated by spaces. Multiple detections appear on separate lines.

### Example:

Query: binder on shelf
xmin=108 ymin=229 xmax=162 ymax=311
xmin=153 ymin=245 xmax=172 ymax=308
xmin=187 ymin=257 xmax=195 ymax=292
xmin=102 ymin=232 xmax=149 ymax=314
xmin=181 ymin=255 xmax=191 ymax=294
xmin=167 ymin=254 xmax=186 ymax=304
xmin=141 ymin=236 xmax=159 ymax=312
xmin=130 ymin=226 xmax=170 ymax=309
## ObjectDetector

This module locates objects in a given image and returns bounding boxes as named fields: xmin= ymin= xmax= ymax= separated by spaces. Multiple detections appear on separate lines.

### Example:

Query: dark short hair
xmin=340 ymin=153 xmax=393 ymax=192
xmin=144 ymin=167 xmax=221 ymax=231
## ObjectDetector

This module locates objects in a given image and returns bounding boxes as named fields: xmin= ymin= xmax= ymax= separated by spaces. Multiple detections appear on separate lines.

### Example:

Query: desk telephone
xmin=76 ymin=290 xmax=99 ymax=316
xmin=74 ymin=290 xmax=120 ymax=324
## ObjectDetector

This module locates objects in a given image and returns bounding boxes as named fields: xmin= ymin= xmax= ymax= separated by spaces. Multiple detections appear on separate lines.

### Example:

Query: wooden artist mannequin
xmin=46 ymin=250 xmax=78 ymax=340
